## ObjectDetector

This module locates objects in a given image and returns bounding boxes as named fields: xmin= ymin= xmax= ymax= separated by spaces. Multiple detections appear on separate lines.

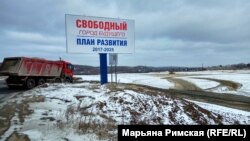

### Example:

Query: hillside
xmin=0 ymin=81 xmax=243 ymax=141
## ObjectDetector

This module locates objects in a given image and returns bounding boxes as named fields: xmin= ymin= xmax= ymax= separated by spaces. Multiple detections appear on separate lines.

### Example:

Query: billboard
xmin=65 ymin=14 xmax=135 ymax=53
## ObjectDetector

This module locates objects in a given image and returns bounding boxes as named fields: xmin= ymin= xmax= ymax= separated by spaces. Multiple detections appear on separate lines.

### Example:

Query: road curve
xmin=127 ymin=83 xmax=250 ymax=112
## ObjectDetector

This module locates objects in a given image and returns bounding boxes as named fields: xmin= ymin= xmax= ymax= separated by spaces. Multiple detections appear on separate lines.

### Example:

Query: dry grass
xmin=106 ymin=83 xmax=125 ymax=92
xmin=0 ymin=103 xmax=16 ymax=136
xmin=183 ymin=101 xmax=225 ymax=125
xmin=18 ymin=95 xmax=45 ymax=123
xmin=183 ymin=103 xmax=208 ymax=124
xmin=88 ymin=84 xmax=100 ymax=91
xmin=194 ymin=105 xmax=224 ymax=124
xmin=17 ymin=102 xmax=33 ymax=123
xmin=54 ymin=103 xmax=117 ymax=140
xmin=0 ymin=95 xmax=45 ymax=138
xmin=65 ymin=105 xmax=75 ymax=122
xmin=5 ymin=131 xmax=30 ymax=141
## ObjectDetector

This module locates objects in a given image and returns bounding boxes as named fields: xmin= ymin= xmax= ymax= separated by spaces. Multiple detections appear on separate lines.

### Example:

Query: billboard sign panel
xmin=65 ymin=14 xmax=135 ymax=53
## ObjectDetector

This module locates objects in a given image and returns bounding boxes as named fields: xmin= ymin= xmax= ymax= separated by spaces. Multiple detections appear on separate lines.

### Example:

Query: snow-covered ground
xmin=0 ymin=77 xmax=6 ymax=88
xmin=80 ymin=73 xmax=250 ymax=123
xmin=180 ymin=77 xmax=219 ymax=89
xmin=0 ymin=82 xmax=223 ymax=141
xmin=78 ymin=73 xmax=174 ymax=89
xmin=175 ymin=70 xmax=250 ymax=96
xmin=1 ymin=80 xmax=249 ymax=140
xmin=77 ymin=73 xmax=250 ymax=124
xmin=1 ymin=71 xmax=250 ymax=140
xmin=187 ymin=100 xmax=250 ymax=124
xmin=78 ymin=70 xmax=250 ymax=96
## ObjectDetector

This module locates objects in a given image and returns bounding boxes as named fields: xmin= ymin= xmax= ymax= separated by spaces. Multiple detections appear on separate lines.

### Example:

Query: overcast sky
xmin=1 ymin=0 xmax=250 ymax=67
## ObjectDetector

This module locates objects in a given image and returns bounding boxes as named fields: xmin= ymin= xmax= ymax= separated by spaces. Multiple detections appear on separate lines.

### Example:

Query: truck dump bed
xmin=0 ymin=57 xmax=63 ymax=77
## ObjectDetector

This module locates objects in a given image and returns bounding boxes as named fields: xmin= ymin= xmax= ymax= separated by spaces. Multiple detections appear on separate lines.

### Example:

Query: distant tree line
xmin=207 ymin=63 xmax=250 ymax=70
xmin=73 ymin=63 xmax=250 ymax=75
xmin=1 ymin=62 xmax=249 ymax=75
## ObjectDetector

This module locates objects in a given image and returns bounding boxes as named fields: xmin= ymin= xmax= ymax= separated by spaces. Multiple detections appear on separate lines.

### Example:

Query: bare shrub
xmin=56 ymin=120 xmax=65 ymax=130
xmin=65 ymin=105 xmax=75 ymax=122
xmin=169 ymin=70 xmax=175 ymax=74
xmin=88 ymin=84 xmax=99 ymax=91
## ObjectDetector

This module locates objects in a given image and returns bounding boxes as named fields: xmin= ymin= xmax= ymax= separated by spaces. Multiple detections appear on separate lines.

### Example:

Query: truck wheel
xmin=64 ymin=78 xmax=71 ymax=83
xmin=55 ymin=78 xmax=61 ymax=83
xmin=38 ymin=78 xmax=46 ymax=85
xmin=26 ymin=78 xmax=36 ymax=89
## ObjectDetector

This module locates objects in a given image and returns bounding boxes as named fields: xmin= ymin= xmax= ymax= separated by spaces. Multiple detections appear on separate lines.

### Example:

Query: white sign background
xmin=65 ymin=14 xmax=135 ymax=53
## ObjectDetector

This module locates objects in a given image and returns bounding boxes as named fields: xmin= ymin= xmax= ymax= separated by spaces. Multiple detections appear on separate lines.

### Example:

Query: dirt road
xmin=167 ymin=78 xmax=201 ymax=91
xmin=0 ymin=79 xmax=24 ymax=106
xmin=158 ymin=77 xmax=250 ymax=111
xmin=127 ymin=83 xmax=250 ymax=112
xmin=168 ymin=89 xmax=250 ymax=112
xmin=195 ymin=77 xmax=242 ymax=91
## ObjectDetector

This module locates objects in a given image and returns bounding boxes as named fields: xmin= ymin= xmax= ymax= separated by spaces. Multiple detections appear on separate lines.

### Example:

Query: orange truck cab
xmin=61 ymin=60 xmax=74 ymax=82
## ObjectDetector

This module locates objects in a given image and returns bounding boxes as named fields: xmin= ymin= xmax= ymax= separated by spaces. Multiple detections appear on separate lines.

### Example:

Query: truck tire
xmin=37 ymin=78 xmax=46 ymax=86
xmin=26 ymin=78 xmax=36 ymax=89
xmin=55 ymin=78 xmax=62 ymax=83
xmin=64 ymin=77 xmax=71 ymax=83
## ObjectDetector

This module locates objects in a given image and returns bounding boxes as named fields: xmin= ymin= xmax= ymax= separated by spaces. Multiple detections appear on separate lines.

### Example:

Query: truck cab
xmin=61 ymin=61 xmax=74 ymax=82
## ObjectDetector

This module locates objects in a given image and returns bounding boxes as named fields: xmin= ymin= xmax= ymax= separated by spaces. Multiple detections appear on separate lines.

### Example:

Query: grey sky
xmin=1 ymin=0 xmax=250 ymax=67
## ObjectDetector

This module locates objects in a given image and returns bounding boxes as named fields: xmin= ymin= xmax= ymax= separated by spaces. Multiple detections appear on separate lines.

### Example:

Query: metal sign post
xmin=109 ymin=53 xmax=118 ymax=84
xmin=110 ymin=64 xmax=113 ymax=83
xmin=100 ymin=53 xmax=108 ymax=84
xmin=115 ymin=61 xmax=117 ymax=84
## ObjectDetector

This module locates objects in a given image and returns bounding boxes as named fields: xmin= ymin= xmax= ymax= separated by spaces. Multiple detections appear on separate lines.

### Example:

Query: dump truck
xmin=0 ymin=57 xmax=74 ymax=89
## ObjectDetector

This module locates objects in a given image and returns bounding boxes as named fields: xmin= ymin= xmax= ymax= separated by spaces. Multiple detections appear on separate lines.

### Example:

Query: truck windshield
xmin=67 ymin=64 xmax=74 ymax=71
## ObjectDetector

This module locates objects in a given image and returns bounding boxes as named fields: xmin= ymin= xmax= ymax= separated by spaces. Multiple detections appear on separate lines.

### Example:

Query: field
xmin=0 ymin=70 xmax=249 ymax=141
